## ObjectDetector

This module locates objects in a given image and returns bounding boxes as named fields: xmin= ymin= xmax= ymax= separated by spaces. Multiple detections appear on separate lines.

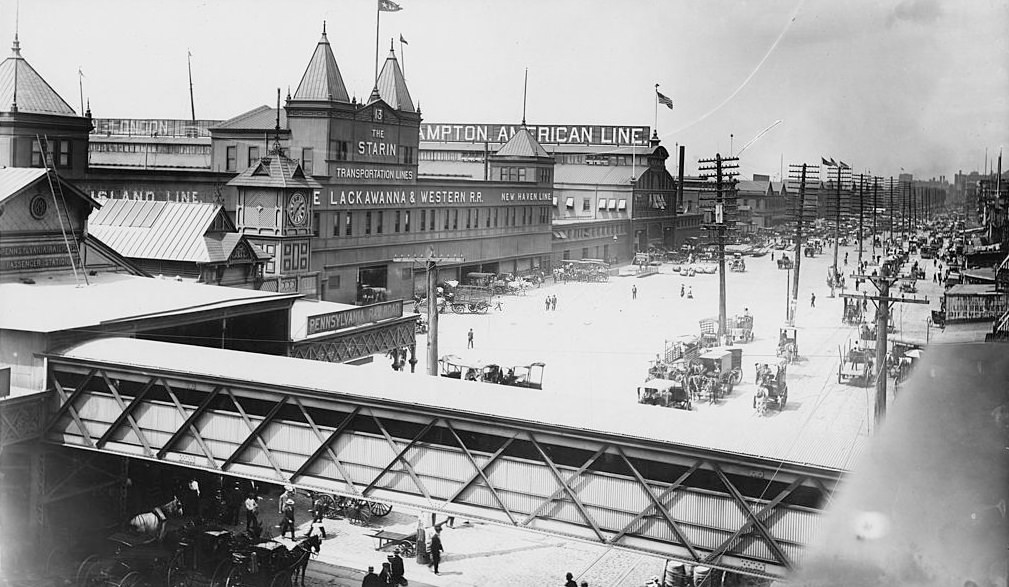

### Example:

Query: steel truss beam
xmin=44 ymin=356 xmax=842 ymax=581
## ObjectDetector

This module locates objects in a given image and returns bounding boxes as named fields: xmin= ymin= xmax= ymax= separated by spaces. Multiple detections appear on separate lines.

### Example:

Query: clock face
xmin=288 ymin=192 xmax=308 ymax=226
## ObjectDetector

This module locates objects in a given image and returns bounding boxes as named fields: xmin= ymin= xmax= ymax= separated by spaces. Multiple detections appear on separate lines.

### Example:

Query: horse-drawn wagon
xmin=688 ymin=348 xmax=742 ymax=404
xmin=754 ymin=361 xmax=788 ymax=416
xmin=838 ymin=340 xmax=874 ymax=386
xmin=776 ymin=326 xmax=798 ymax=363
xmin=637 ymin=378 xmax=692 ymax=410
xmin=449 ymin=285 xmax=493 ymax=314
xmin=776 ymin=254 xmax=793 ymax=270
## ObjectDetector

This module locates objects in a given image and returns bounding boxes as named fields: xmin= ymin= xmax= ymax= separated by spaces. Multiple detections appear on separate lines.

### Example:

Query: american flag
xmin=656 ymin=90 xmax=674 ymax=110
xmin=379 ymin=0 xmax=403 ymax=12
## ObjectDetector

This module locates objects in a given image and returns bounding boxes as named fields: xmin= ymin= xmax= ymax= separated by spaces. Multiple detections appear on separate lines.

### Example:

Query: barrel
xmin=693 ymin=565 xmax=724 ymax=587
xmin=662 ymin=560 xmax=689 ymax=587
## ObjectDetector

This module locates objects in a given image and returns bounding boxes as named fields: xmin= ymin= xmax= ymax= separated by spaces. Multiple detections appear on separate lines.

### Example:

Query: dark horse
xmin=289 ymin=534 xmax=321 ymax=586
xmin=127 ymin=496 xmax=182 ymax=542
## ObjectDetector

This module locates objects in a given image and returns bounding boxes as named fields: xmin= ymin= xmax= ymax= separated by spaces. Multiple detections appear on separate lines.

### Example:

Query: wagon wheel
xmin=476 ymin=302 xmax=490 ymax=314
xmin=367 ymin=501 xmax=393 ymax=517
xmin=399 ymin=539 xmax=417 ymax=558
xmin=116 ymin=571 xmax=143 ymax=587
xmin=729 ymin=370 xmax=742 ymax=385
xmin=355 ymin=502 xmax=374 ymax=526
xmin=210 ymin=559 xmax=233 ymax=587
xmin=76 ymin=554 xmax=102 ymax=586
xmin=316 ymin=494 xmax=340 ymax=519
xmin=223 ymin=565 xmax=244 ymax=587
xmin=43 ymin=546 xmax=68 ymax=577
xmin=451 ymin=303 xmax=467 ymax=314
xmin=166 ymin=549 xmax=187 ymax=587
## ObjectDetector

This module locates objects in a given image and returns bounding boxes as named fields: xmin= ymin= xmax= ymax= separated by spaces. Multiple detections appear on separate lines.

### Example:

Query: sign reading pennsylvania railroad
xmin=306 ymin=300 xmax=404 ymax=336
xmin=420 ymin=124 xmax=650 ymax=147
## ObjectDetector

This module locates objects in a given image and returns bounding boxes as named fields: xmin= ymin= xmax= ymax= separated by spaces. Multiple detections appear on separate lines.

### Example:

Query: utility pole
xmin=787 ymin=163 xmax=817 ymax=324
xmin=822 ymin=158 xmax=850 ymax=297
xmin=857 ymin=174 xmax=865 ymax=269
xmin=888 ymin=177 xmax=895 ymax=248
xmin=698 ymin=153 xmax=739 ymax=339
xmin=841 ymin=268 xmax=928 ymax=432
xmin=871 ymin=176 xmax=879 ymax=262
xmin=394 ymin=247 xmax=465 ymax=375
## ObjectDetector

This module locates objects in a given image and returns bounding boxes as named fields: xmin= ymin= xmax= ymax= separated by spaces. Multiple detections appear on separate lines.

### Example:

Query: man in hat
xmin=280 ymin=498 xmax=296 ymax=540
xmin=361 ymin=565 xmax=381 ymax=587
xmin=306 ymin=495 xmax=328 ymax=539
xmin=279 ymin=485 xmax=295 ymax=514
xmin=388 ymin=548 xmax=406 ymax=585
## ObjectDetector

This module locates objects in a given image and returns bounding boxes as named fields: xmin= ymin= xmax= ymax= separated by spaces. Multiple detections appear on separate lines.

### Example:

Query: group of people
xmin=679 ymin=284 xmax=693 ymax=298
xmin=564 ymin=571 xmax=591 ymax=587
xmin=544 ymin=294 xmax=558 ymax=311
xmin=361 ymin=548 xmax=408 ymax=586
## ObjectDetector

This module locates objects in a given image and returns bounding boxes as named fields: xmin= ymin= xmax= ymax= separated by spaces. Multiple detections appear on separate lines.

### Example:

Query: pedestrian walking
xmin=687 ymin=286 xmax=693 ymax=299
xmin=771 ymin=252 xmax=775 ymax=261
xmin=545 ymin=296 xmax=551 ymax=311
xmin=428 ymin=527 xmax=444 ymax=574
xmin=467 ymin=328 xmax=474 ymax=349
xmin=565 ymin=572 xmax=578 ymax=587
xmin=550 ymin=295 xmax=557 ymax=311
xmin=378 ymin=562 xmax=395 ymax=586
xmin=632 ymin=285 xmax=638 ymax=300
xmin=244 ymin=493 xmax=259 ymax=532
xmin=362 ymin=565 xmax=382 ymax=587
xmin=810 ymin=292 xmax=816 ymax=308
xmin=307 ymin=495 xmax=328 ymax=538
xmin=279 ymin=499 xmax=296 ymax=540
xmin=387 ymin=549 xmax=406 ymax=585
xmin=680 ymin=284 xmax=685 ymax=297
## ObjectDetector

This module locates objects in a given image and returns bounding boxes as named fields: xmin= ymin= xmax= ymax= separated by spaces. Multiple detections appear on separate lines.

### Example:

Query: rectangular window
xmin=466 ymin=209 xmax=472 ymax=229
xmin=444 ymin=209 xmax=450 ymax=230
xmin=346 ymin=211 xmax=353 ymax=236
xmin=58 ymin=141 xmax=71 ymax=168
xmin=31 ymin=140 xmax=44 ymax=167
xmin=518 ymin=168 xmax=527 ymax=182
xmin=404 ymin=210 xmax=411 ymax=232
xmin=330 ymin=140 xmax=349 ymax=161
xmin=333 ymin=212 xmax=340 ymax=237
xmin=301 ymin=147 xmax=313 ymax=175
xmin=493 ymin=208 xmax=499 ymax=227
xmin=485 ymin=209 xmax=491 ymax=228
xmin=420 ymin=210 xmax=426 ymax=231
xmin=226 ymin=146 xmax=237 ymax=171
xmin=248 ymin=146 xmax=260 ymax=167
xmin=264 ymin=244 xmax=276 ymax=274
xmin=452 ymin=209 xmax=459 ymax=230
xmin=377 ymin=211 xmax=384 ymax=234
xmin=582 ymin=199 xmax=591 ymax=212
xmin=365 ymin=211 xmax=372 ymax=235
xmin=429 ymin=209 xmax=435 ymax=231
xmin=312 ymin=212 xmax=319 ymax=237
xmin=394 ymin=210 xmax=401 ymax=233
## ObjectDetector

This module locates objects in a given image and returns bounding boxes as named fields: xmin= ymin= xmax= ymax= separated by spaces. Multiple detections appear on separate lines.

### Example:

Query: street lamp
xmin=777 ymin=257 xmax=793 ymax=325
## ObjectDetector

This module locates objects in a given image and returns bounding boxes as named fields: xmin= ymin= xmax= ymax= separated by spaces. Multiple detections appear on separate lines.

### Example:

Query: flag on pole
xmin=400 ymin=34 xmax=408 ymax=45
xmin=379 ymin=0 xmax=402 ymax=12
xmin=656 ymin=89 xmax=674 ymax=110
xmin=821 ymin=157 xmax=836 ymax=167
xmin=839 ymin=161 xmax=851 ymax=170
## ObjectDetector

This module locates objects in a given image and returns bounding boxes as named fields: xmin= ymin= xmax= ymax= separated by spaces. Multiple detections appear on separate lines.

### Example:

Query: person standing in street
xmin=551 ymin=295 xmax=557 ymax=311
xmin=280 ymin=499 xmax=296 ymax=540
xmin=307 ymin=495 xmax=328 ymax=539
xmin=632 ymin=285 xmax=638 ymax=300
xmin=565 ymin=572 xmax=578 ymax=587
xmin=428 ymin=527 xmax=444 ymax=574
xmin=467 ymin=328 xmax=474 ymax=349
xmin=810 ymin=292 xmax=816 ymax=307
xmin=279 ymin=485 xmax=294 ymax=514
xmin=545 ymin=296 xmax=551 ymax=311
xmin=388 ymin=548 xmax=406 ymax=585
xmin=680 ymin=284 xmax=685 ymax=297
xmin=361 ymin=566 xmax=382 ymax=587
xmin=244 ymin=493 xmax=259 ymax=532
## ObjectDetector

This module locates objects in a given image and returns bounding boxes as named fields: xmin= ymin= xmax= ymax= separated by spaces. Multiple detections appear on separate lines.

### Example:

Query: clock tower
xmin=228 ymin=152 xmax=323 ymax=295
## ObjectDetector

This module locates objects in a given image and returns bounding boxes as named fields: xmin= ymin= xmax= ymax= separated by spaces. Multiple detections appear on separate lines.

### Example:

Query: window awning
xmin=552 ymin=196 xmax=558 ymax=206
xmin=552 ymin=231 xmax=567 ymax=239
xmin=608 ymin=199 xmax=617 ymax=210
xmin=598 ymin=199 xmax=608 ymax=210
xmin=617 ymin=199 xmax=627 ymax=211
xmin=565 ymin=197 xmax=574 ymax=208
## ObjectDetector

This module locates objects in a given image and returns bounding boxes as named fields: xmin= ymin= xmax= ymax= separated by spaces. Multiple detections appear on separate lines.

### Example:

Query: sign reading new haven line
xmin=306 ymin=300 xmax=404 ymax=336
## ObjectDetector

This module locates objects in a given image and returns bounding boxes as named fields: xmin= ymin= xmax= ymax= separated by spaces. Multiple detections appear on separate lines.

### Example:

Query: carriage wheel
xmin=729 ymin=370 xmax=742 ymax=385
xmin=316 ymin=494 xmax=339 ymax=519
xmin=399 ymin=539 xmax=417 ymax=558
xmin=116 ymin=571 xmax=143 ymax=587
xmin=76 ymin=555 xmax=101 ymax=586
xmin=210 ymin=560 xmax=233 ymax=587
xmin=451 ymin=303 xmax=466 ymax=314
xmin=224 ymin=565 xmax=243 ymax=587
xmin=166 ymin=549 xmax=186 ymax=587
xmin=356 ymin=503 xmax=374 ymax=526
xmin=477 ymin=302 xmax=490 ymax=314
xmin=368 ymin=501 xmax=393 ymax=517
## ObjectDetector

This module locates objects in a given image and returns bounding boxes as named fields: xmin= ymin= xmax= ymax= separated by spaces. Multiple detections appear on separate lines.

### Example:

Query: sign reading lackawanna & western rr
xmin=306 ymin=300 xmax=404 ymax=336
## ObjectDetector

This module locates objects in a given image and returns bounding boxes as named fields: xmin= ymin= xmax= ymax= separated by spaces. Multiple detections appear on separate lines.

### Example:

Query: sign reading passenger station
xmin=306 ymin=300 xmax=404 ymax=336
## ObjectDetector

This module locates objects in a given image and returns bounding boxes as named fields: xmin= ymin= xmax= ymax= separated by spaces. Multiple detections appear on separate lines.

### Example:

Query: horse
xmin=127 ymin=496 xmax=182 ymax=542
xmin=288 ymin=534 xmax=321 ymax=586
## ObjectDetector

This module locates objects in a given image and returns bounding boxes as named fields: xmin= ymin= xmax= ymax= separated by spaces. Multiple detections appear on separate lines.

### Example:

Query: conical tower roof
xmin=372 ymin=45 xmax=414 ymax=112
xmin=496 ymin=126 xmax=550 ymax=158
xmin=0 ymin=35 xmax=76 ymax=115
xmin=292 ymin=25 xmax=350 ymax=103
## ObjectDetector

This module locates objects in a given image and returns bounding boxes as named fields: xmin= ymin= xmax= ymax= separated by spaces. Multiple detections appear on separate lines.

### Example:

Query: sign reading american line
xmin=420 ymin=124 xmax=650 ymax=147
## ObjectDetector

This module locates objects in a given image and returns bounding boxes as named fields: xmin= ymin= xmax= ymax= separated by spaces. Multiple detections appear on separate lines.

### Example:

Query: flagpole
xmin=654 ymin=84 xmax=659 ymax=134
xmin=374 ymin=1 xmax=382 ymax=84
xmin=400 ymin=36 xmax=405 ymax=77
xmin=187 ymin=50 xmax=196 ymax=122
xmin=78 ymin=68 xmax=84 ymax=116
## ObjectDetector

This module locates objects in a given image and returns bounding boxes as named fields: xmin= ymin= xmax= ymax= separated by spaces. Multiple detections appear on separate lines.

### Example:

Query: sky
xmin=2 ymin=0 xmax=1007 ymax=180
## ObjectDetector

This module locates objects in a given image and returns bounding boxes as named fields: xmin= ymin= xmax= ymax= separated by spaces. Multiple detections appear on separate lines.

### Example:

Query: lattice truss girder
xmin=45 ymin=359 xmax=842 ymax=581
xmin=289 ymin=321 xmax=415 ymax=363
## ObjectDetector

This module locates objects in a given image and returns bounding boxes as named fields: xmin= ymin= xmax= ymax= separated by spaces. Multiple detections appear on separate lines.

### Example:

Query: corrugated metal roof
xmin=373 ymin=48 xmax=414 ymax=112
xmin=212 ymin=106 xmax=289 ymax=131
xmin=51 ymin=336 xmax=867 ymax=472
xmin=0 ymin=167 xmax=47 ymax=204
xmin=227 ymin=155 xmax=323 ymax=189
xmin=0 ymin=38 xmax=77 ymax=115
xmin=496 ymin=127 xmax=551 ymax=158
xmin=88 ymin=200 xmax=230 ymax=263
xmin=554 ymin=164 xmax=642 ymax=186
xmin=293 ymin=31 xmax=350 ymax=102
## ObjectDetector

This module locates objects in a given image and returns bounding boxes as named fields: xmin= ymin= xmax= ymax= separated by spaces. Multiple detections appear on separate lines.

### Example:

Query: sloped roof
xmin=0 ymin=167 xmax=100 ymax=208
xmin=553 ymin=164 xmax=644 ymax=186
xmin=227 ymin=154 xmax=323 ymax=189
xmin=495 ymin=127 xmax=551 ymax=158
xmin=373 ymin=47 xmax=414 ymax=112
xmin=736 ymin=179 xmax=771 ymax=195
xmin=293 ymin=29 xmax=350 ymax=103
xmin=88 ymin=200 xmax=247 ymax=264
xmin=213 ymin=105 xmax=288 ymax=131
xmin=0 ymin=36 xmax=77 ymax=115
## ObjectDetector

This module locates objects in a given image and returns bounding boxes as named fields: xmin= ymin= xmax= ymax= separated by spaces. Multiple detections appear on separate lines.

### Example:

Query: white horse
xmin=127 ymin=496 xmax=182 ymax=542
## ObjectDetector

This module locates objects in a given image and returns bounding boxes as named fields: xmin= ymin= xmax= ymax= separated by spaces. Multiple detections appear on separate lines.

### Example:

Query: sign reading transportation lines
xmin=420 ymin=123 xmax=650 ymax=147
xmin=306 ymin=300 xmax=404 ymax=336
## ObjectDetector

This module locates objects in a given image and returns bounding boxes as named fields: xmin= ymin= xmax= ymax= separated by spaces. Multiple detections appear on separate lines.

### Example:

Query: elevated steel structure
xmin=42 ymin=337 xmax=849 ymax=581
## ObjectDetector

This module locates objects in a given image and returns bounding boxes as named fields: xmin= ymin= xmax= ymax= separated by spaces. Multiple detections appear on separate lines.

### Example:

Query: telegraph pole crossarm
xmin=840 ymin=268 xmax=928 ymax=432
xmin=698 ymin=154 xmax=739 ymax=340
xmin=393 ymin=248 xmax=465 ymax=376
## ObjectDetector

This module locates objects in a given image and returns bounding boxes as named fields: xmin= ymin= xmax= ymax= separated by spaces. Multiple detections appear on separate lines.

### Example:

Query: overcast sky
xmin=3 ymin=0 xmax=1006 ymax=180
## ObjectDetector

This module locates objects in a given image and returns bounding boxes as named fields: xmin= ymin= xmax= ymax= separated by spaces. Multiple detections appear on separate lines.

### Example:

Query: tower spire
xmin=11 ymin=0 xmax=20 ymax=112
xmin=521 ymin=68 xmax=528 ymax=126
